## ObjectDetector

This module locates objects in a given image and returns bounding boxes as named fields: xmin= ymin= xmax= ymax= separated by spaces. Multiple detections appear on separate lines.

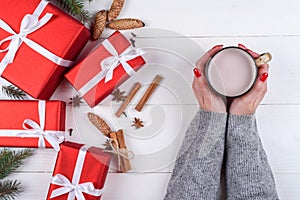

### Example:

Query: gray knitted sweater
xmin=164 ymin=109 xmax=279 ymax=200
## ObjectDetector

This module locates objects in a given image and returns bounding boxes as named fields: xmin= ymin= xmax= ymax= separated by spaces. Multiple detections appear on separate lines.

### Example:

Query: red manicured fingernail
xmin=238 ymin=43 xmax=246 ymax=49
xmin=193 ymin=68 xmax=201 ymax=77
xmin=260 ymin=73 xmax=268 ymax=82
xmin=212 ymin=44 xmax=223 ymax=49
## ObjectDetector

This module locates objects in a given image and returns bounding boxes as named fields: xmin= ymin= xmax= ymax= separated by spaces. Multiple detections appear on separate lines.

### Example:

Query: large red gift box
xmin=47 ymin=142 xmax=111 ymax=200
xmin=65 ymin=31 xmax=146 ymax=107
xmin=0 ymin=0 xmax=90 ymax=99
xmin=0 ymin=100 xmax=65 ymax=149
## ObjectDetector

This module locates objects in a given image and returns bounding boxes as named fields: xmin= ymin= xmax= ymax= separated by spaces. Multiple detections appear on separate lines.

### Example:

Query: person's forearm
xmin=164 ymin=109 xmax=227 ymax=200
xmin=226 ymin=114 xmax=279 ymax=200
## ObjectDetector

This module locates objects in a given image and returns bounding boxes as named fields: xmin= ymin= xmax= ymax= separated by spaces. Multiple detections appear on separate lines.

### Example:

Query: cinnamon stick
xmin=109 ymin=132 xmax=124 ymax=172
xmin=116 ymin=129 xmax=132 ymax=172
xmin=135 ymin=75 xmax=162 ymax=112
xmin=115 ymin=82 xmax=141 ymax=117
xmin=109 ymin=132 xmax=118 ymax=148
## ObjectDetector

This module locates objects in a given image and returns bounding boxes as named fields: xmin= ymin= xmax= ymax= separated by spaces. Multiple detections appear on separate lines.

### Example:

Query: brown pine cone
xmin=87 ymin=112 xmax=112 ymax=137
xmin=108 ymin=0 xmax=125 ymax=21
xmin=92 ymin=10 xmax=107 ymax=41
xmin=107 ymin=18 xmax=145 ymax=30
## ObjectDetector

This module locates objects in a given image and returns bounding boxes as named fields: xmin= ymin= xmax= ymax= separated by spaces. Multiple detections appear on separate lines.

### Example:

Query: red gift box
xmin=65 ymin=31 xmax=146 ymax=107
xmin=0 ymin=100 xmax=65 ymax=150
xmin=47 ymin=142 xmax=111 ymax=200
xmin=0 ymin=0 xmax=90 ymax=99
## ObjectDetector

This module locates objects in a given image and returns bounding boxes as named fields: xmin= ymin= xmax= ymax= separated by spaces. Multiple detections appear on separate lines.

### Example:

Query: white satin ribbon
xmin=0 ymin=0 xmax=73 ymax=75
xmin=78 ymin=39 xmax=145 ymax=95
xmin=50 ymin=146 xmax=104 ymax=200
xmin=14 ymin=100 xmax=64 ymax=151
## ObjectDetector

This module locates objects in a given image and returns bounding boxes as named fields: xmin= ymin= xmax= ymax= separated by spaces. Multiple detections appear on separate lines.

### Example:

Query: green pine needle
xmin=50 ymin=0 xmax=91 ymax=24
xmin=2 ymin=85 xmax=26 ymax=100
xmin=0 ymin=149 xmax=33 ymax=179
xmin=0 ymin=180 xmax=22 ymax=200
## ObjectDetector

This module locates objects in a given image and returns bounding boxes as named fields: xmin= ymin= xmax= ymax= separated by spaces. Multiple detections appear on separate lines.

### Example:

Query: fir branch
xmin=50 ymin=0 xmax=91 ymax=24
xmin=0 ymin=149 xmax=33 ymax=179
xmin=1 ymin=85 xmax=26 ymax=100
xmin=0 ymin=180 xmax=22 ymax=200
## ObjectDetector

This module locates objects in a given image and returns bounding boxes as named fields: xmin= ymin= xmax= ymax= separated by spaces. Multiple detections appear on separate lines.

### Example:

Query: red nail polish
xmin=260 ymin=73 xmax=268 ymax=82
xmin=193 ymin=68 xmax=201 ymax=77
xmin=238 ymin=43 xmax=246 ymax=49
xmin=212 ymin=44 xmax=223 ymax=49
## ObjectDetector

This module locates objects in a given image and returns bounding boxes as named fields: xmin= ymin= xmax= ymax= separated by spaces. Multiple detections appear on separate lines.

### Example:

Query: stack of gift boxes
xmin=0 ymin=0 xmax=146 ymax=199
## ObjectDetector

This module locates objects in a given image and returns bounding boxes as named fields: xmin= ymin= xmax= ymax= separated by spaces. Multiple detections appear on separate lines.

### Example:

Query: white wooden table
xmin=3 ymin=0 xmax=300 ymax=199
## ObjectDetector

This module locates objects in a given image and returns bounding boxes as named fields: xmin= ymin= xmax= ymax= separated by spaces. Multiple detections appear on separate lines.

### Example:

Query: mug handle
xmin=255 ymin=53 xmax=272 ymax=66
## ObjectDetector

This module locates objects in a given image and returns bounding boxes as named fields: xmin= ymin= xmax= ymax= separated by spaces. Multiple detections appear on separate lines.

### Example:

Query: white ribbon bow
xmin=0 ymin=0 xmax=72 ymax=75
xmin=17 ymin=100 xmax=64 ymax=151
xmin=50 ymin=145 xmax=103 ymax=200
xmin=50 ymin=174 xmax=103 ymax=200
xmin=78 ymin=38 xmax=145 ymax=95
xmin=19 ymin=119 xmax=64 ymax=152
xmin=101 ymin=39 xmax=145 ymax=83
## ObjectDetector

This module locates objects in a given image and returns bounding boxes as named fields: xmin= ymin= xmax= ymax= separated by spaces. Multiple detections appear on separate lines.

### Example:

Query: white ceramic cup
xmin=205 ymin=46 xmax=271 ymax=97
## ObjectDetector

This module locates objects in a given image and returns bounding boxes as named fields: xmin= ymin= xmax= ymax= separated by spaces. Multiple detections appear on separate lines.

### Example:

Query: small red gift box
xmin=0 ymin=0 xmax=90 ymax=99
xmin=65 ymin=31 xmax=146 ymax=107
xmin=47 ymin=142 xmax=111 ymax=200
xmin=0 ymin=100 xmax=65 ymax=151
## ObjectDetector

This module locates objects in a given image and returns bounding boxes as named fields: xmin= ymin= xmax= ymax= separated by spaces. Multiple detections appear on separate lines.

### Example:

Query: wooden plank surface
xmin=6 ymin=172 xmax=300 ymax=200
xmin=8 ymin=105 xmax=300 ymax=199
xmin=1 ymin=0 xmax=299 ymax=199
xmin=13 ymin=105 xmax=300 ymax=173
xmin=85 ymin=0 xmax=300 ymax=37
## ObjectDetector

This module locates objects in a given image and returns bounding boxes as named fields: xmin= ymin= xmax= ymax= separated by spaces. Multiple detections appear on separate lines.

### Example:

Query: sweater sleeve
xmin=164 ymin=109 xmax=227 ymax=200
xmin=226 ymin=114 xmax=279 ymax=200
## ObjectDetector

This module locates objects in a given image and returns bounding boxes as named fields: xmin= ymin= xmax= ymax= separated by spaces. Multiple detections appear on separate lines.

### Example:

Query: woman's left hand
xmin=192 ymin=45 xmax=227 ymax=113
xmin=228 ymin=44 xmax=269 ymax=115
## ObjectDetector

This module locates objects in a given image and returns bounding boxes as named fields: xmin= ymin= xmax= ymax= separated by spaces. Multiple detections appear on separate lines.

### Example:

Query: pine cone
xmin=107 ymin=18 xmax=145 ymax=30
xmin=87 ymin=112 xmax=112 ymax=137
xmin=108 ymin=0 xmax=125 ymax=21
xmin=92 ymin=10 xmax=107 ymax=41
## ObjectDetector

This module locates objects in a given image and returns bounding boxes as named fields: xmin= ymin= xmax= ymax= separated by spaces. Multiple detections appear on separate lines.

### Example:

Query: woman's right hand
xmin=192 ymin=45 xmax=227 ymax=113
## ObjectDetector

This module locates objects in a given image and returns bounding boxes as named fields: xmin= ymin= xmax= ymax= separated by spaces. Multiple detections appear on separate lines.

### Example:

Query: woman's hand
xmin=192 ymin=45 xmax=227 ymax=113
xmin=228 ymin=44 xmax=269 ymax=115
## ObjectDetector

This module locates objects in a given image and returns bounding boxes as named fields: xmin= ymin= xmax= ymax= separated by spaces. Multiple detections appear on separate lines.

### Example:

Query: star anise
xmin=131 ymin=117 xmax=144 ymax=129
xmin=69 ymin=95 xmax=83 ymax=107
xmin=103 ymin=139 xmax=112 ymax=150
xmin=111 ymin=89 xmax=126 ymax=102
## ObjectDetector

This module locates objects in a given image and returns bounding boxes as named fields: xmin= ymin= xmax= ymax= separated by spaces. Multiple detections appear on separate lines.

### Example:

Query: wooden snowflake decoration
xmin=111 ymin=89 xmax=126 ymax=102
xmin=131 ymin=117 xmax=144 ymax=129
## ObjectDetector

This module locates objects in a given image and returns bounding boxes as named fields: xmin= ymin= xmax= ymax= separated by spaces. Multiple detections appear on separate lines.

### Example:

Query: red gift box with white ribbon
xmin=65 ymin=31 xmax=146 ymax=107
xmin=0 ymin=0 xmax=90 ymax=99
xmin=47 ymin=142 xmax=111 ymax=200
xmin=0 ymin=100 xmax=66 ymax=151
